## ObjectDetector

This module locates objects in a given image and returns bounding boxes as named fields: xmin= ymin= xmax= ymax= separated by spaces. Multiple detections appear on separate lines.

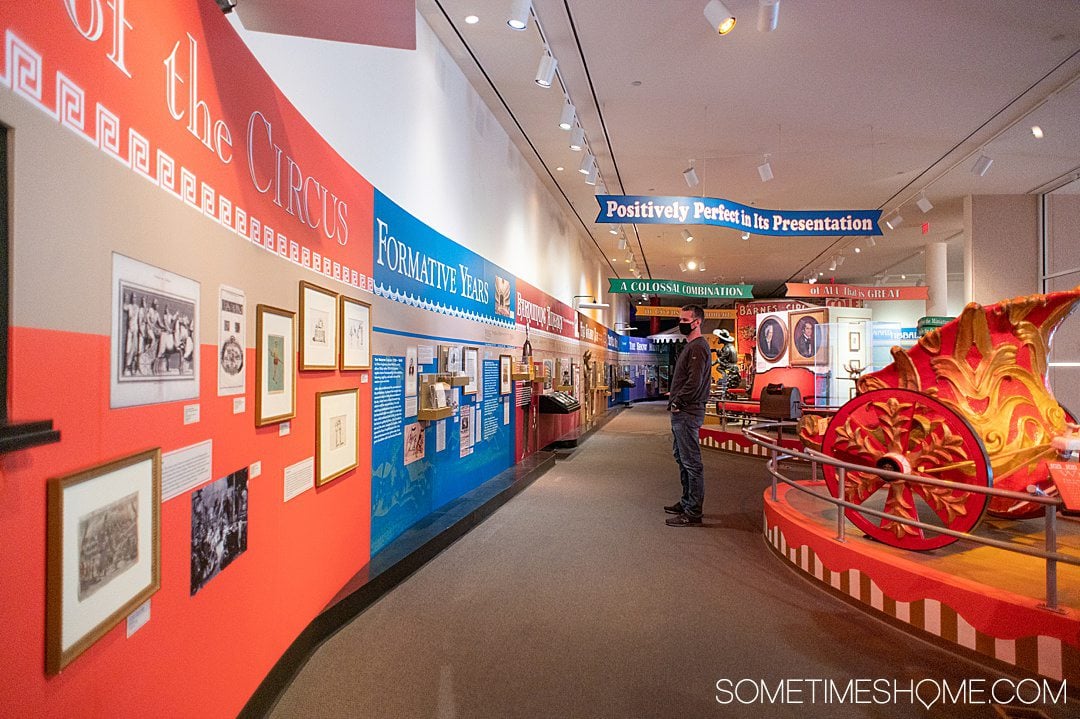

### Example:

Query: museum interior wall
xmin=0 ymin=2 xmax=661 ymax=717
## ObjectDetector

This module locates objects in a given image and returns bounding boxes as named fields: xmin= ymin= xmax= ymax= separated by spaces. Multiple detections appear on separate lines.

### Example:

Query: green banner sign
xmin=608 ymin=278 xmax=753 ymax=299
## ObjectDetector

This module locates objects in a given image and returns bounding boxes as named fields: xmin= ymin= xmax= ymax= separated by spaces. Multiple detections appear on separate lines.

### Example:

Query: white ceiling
xmin=418 ymin=0 xmax=1080 ymax=298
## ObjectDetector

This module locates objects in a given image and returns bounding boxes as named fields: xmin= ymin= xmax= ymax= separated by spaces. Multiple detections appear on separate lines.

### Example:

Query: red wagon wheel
xmin=820 ymin=388 xmax=992 ymax=551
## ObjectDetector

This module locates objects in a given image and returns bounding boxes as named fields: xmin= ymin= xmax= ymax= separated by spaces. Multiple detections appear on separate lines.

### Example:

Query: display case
xmin=538 ymin=391 xmax=581 ymax=414
xmin=417 ymin=375 xmax=453 ymax=421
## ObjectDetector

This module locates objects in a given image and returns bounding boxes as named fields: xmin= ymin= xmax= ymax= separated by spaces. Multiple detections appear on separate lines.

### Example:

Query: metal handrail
xmin=742 ymin=421 xmax=1078 ymax=611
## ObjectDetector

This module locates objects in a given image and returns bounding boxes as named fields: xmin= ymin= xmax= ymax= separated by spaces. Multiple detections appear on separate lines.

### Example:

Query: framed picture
xmin=405 ymin=346 xmax=418 ymax=397
xmin=338 ymin=295 xmax=371 ymax=370
xmin=316 ymin=388 xmax=359 ymax=486
xmin=255 ymin=305 xmax=296 ymax=427
xmin=499 ymin=354 xmax=513 ymax=395
xmin=299 ymin=281 xmax=338 ymax=370
xmin=788 ymin=308 xmax=827 ymax=367
xmin=849 ymin=331 xmax=861 ymax=352
xmin=111 ymin=253 xmax=200 ymax=409
xmin=849 ymin=358 xmax=862 ymax=370
xmin=757 ymin=315 xmax=788 ymax=363
xmin=463 ymin=346 xmax=479 ymax=396
xmin=47 ymin=448 xmax=162 ymax=674
xmin=446 ymin=345 xmax=463 ymax=374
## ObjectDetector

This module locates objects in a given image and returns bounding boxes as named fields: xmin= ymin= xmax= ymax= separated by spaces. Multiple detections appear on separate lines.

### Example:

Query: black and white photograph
xmin=190 ymin=468 xmax=248 ymax=596
xmin=405 ymin=346 xmax=418 ymax=397
xmin=111 ymin=253 xmax=200 ymax=408
xmin=77 ymin=492 xmax=139 ymax=602
xmin=217 ymin=285 xmax=245 ymax=396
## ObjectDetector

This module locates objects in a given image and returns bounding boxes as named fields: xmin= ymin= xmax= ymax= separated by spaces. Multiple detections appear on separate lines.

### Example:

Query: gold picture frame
xmin=255 ymin=304 xmax=296 ymax=427
xmin=788 ymin=308 xmax=827 ymax=367
xmin=298 ymin=280 xmax=338 ymax=370
xmin=316 ymin=388 xmax=359 ymax=486
xmin=338 ymin=295 xmax=372 ymax=370
xmin=46 ymin=448 xmax=162 ymax=674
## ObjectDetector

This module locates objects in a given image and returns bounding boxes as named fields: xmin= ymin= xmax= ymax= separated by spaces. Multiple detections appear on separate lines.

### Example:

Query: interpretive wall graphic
xmin=373 ymin=191 xmax=516 ymax=328
xmin=371 ymin=352 xmax=513 ymax=554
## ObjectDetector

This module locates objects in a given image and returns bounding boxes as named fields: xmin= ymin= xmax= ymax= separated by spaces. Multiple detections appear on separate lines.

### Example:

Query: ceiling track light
xmin=617 ymin=237 xmax=628 ymax=250
xmin=829 ymin=258 xmax=837 ymax=272
xmin=704 ymin=0 xmax=736 ymax=35
xmin=1032 ymin=125 xmax=1044 ymax=139
xmin=757 ymin=154 xmax=773 ymax=183
xmin=741 ymin=231 xmax=750 ymax=240
xmin=679 ymin=262 xmax=688 ymax=273
xmin=585 ymin=163 xmax=599 ymax=185
xmin=867 ymin=236 xmax=876 ymax=248
xmin=972 ymin=155 xmax=993 ymax=177
xmin=609 ymin=225 xmax=620 ymax=235
xmin=682 ymin=229 xmax=694 ymax=242
xmin=534 ymin=52 xmax=557 ymax=88
xmin=507 ymin=0 xmax=530 ymax=30
xmin=558 ymin=102 xmax=576 ymax=131
xmin=569 ymin=126 xmax=585 ymax=152
xmin=757 ymin=0 xmax=779 ymax=32
xmin=915 ymin=192 xmax=934 ymax=213
xmin=579 ymin=152 xmax=595 ymax=175
xmin=884 ymin=211 xmax=904 ymax=230
xmin=836 ymin=254 xmax=845 ymax=266
xmin=683 ymin=162 xmax=700 ymax=188
xmin=698 ymin=264 xmax=707 ymax=272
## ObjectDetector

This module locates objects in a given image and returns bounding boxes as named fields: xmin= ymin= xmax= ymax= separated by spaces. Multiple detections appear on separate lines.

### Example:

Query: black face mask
xmin=678 ymin=321 xmax=694 ymax=335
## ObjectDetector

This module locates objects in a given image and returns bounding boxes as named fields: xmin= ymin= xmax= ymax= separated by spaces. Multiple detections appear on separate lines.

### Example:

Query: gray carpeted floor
xmin=268 ymin=402 xmax=1069 ymax=719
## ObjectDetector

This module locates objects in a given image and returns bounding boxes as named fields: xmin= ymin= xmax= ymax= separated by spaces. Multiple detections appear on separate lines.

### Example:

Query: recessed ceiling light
xmin=1032 ymin=125 xmax=1044 ymax=139
xmin=687 ymin=260 xmax=698 ymax=270
xmin=465 ymin=15 xmax=479 ymax=24
xmin=556 ymin=166 xmax=563 ymax=172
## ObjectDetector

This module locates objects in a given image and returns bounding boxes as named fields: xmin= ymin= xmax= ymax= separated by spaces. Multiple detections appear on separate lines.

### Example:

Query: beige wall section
xmin=963 ymin=195 xmax=1039 ymax=305
xmin=3 ymin=94 xmax=368 ymax=340
xmin=1045 ymin=194 xmax=1080 ymax=277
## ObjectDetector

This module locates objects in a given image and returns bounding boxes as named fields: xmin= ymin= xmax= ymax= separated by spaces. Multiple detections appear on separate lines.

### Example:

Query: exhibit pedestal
xmin=763 ymin=480 xmax=1080 ymax=685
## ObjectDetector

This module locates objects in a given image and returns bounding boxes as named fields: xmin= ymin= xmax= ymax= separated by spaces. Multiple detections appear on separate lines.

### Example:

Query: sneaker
xmin=665 ymin=514 xmax=703 ymax=527
xmin=664 ymin=502 xmax=684 ymax=514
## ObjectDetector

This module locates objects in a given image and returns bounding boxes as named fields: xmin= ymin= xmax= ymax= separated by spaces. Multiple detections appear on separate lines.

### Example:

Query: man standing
xmin=665 ymin=304 xmax=712 ymax=527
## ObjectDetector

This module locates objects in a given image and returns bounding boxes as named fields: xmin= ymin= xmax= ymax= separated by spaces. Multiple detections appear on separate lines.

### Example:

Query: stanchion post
xmin=1044 ymin=505 xmax=1059 ymax=611
xmin=770 ymin=447 xmax=778 ymax=502
xmin=835 ymin=467 xmax=846 ymax=542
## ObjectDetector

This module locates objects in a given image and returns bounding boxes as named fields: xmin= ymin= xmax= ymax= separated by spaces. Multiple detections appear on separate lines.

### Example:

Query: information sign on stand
xmin=1047 ymin=462 xmax=1080 ymax=511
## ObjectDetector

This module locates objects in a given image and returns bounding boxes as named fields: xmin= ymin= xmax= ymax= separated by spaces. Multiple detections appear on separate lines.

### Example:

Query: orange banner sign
xmin=634 ymin=306 xmax=735 ymax=319
xmin=785 ymin=283 xmax=929 ymax=300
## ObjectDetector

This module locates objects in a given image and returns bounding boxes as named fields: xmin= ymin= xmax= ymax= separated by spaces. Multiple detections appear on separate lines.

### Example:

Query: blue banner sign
xmin=374 ymin=191 xmax=517 ymax=326
xmin=595 ymin=195 xmax=882 ymax=237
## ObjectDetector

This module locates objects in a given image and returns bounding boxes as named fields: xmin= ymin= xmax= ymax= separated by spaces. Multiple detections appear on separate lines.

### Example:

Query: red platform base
xmin=764 ymin=481 xmax=1080 ymax=684
xmin=700 ymin=427 xmax=802 ymax=458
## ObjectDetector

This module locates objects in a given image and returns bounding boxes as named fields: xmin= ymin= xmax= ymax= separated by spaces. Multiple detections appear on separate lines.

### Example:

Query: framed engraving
xmin=338 ymin=295 xmax=372 ymax=371
xmin=463 ymin=347 xmax=479 ymax=396
xmin=47 ymin=449 xmax=161 ymax=674
xmin=849 ymin=331 xmax=862 ymax=352
xmin=111 ymin=253 xmax=200 ymax=408
xmin=255 ymin=305 xmax=296 ymax=427
xmin=500 ymin=354 xmax=513 ymax=395
xmin=316 ymin=388 xmax=359 ymax=486
xmin=299 ymin=281 xmax=338 ymax=370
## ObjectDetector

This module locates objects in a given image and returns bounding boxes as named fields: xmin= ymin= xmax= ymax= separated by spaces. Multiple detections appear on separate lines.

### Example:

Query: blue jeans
xmin=671 ymin=407 xmax=705 ymax=518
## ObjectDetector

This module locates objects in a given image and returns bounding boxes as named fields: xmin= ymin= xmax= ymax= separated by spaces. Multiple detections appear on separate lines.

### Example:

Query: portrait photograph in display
xmin=299 ymin=281 xmax=338 ymax=370
xmin=316 ymin=388 xmax=359 ymax=486
xmin=788 ymin=308 xmax=827 ymax=367
xmin=463 ymin=347 xmax=479 ymax=396
xmin=339 ymin=295 xmax=372 ymax=370
xmin=404 ymin=421 xmax=425 ymax=465
xmin=405 ymin=346 xmax=418 ymax=397
xmin=500 ymin=354 xmax=513 ymax=395
xmin=190 ymin=468 xmax=248 ymax=596
xmin=756 ymin=315 xmax=788 ymax=363
xmin=111 ymin=253 xmax=200 ymax=409
xmin=255 ymin=305 xmax=296 ymax=427
xmin=46 ymin=449 xmax=161 ymax=674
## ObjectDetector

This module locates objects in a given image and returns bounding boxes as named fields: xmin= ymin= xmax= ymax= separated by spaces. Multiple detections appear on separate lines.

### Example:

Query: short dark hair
xmin=680 ymin=304 xmax=704 ymax=321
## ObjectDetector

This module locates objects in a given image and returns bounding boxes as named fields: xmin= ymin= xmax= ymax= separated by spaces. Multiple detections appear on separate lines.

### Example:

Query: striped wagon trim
xmin=764 ymin=512 xmax=1079 ymax=684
